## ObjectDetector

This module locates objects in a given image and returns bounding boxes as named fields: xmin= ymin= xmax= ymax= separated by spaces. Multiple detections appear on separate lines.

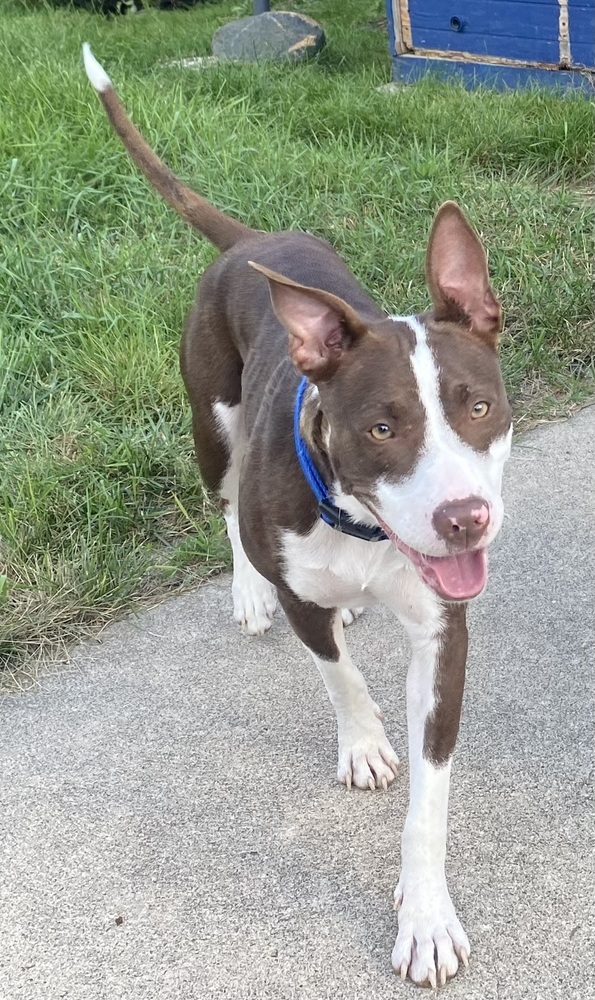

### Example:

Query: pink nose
xmin=432 ymin=496 xmax=490 ymax=549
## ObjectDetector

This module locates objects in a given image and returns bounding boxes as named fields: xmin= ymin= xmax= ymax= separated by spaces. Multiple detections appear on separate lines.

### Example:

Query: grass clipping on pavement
xmin=0 ymin=0 xmax=594 ymax=672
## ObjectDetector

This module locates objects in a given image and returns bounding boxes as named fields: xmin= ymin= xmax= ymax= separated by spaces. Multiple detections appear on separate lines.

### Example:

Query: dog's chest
xmin=281 ymin=522 xmax=408 ymax=608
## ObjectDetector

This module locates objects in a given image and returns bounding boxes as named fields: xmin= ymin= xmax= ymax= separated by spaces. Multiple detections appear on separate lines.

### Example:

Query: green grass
xmin=1 ymin=0 xmax=594 ymax=673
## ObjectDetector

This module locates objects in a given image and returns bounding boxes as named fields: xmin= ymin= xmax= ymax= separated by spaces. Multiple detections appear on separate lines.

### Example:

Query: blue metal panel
xmin=411 ymin=1 xmax=561 ymax=38
xmin=390 ymin=52 xmax=595 ymax=91
xmin=410 ymin=29 xmax=560 ymax=63
xmin=570 ymin=42 xmax=595 ymax=65
xmin=408 ymin=0 xmax=560 ymax=64
xmin=569 ymin=1 xmax=595 ymax=66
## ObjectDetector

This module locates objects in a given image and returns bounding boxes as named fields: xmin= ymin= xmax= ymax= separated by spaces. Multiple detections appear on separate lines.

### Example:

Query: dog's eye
xmin=471 ymin=401 xmax=490 ymax=419
xmin=370 ymin=423 xmax=393 ymax=441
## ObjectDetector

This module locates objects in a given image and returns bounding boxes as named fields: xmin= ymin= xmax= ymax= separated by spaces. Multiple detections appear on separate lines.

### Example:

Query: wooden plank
xmin=411 ymin=1 xmax=562 ymax=38
xmin=398 ymin=0 xmax=413 ymax=51
xmin=558 ymin=0 xmax=571 ymax=67
xmin=408 ymin=0 xmax=561 ymax=63
xmin=390 ymin=52 xmax=595 ymax=90
xmin=387 ymin=0 xmax=398 ymax=56
xmin=405 ymin=37 xmax=595 ymax=69
xmin=402 ymin=44 xmax=570 ymax=68
xmin=409 ymin=29 xmax=561 ymax=64
xmin=569 ymin=42 xmax=595 ymax=66
xmin=389 ymin=0 xmax=413 ymax=54
xmin=569 ymin=0 xmax=595 ymax=66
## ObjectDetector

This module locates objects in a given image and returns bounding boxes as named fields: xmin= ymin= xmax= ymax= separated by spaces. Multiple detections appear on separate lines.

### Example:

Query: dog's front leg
xmin=392 ymin=600 xmax=470 ymax=988
xmin=277 ymin=588 xmax=399 ymax=791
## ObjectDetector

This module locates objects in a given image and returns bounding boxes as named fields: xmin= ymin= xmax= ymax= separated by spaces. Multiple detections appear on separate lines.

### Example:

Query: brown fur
xmin=89 ymin=71 xmax=509 ymax=673
xmin=96 ymin=86 xmax=252 ymax=250
xmin=428 ymin=319 xmax=512 ymax=451
xmin=423 ymin=603 xmax=469 ymax=766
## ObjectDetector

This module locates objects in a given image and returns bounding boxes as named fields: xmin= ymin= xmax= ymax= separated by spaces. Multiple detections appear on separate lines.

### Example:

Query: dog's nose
xmin=432 ymin=496 xmax=490 ymax=549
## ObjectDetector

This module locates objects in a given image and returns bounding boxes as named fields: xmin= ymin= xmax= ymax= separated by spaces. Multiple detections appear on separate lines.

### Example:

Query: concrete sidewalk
xmin=1 ymin=408 xmax=594 ymax=1000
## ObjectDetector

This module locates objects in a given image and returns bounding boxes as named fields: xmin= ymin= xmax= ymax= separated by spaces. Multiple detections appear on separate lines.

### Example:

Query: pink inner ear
xmin=481 ymin=289 xmax=501 ymax=327
xmin=287 ymin=294 xmax=343 ymax=345
xmin=266 ymin=282 xmax=347 ymax=375
xmin=428 ymin=204 xmax=501 ymax=338
xmin=441 ymin=282 xmax=501 ymax=336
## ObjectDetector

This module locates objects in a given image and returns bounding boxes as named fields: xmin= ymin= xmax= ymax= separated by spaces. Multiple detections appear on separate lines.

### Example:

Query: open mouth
xmin=375 ymin=516 xmax=488 ymax=602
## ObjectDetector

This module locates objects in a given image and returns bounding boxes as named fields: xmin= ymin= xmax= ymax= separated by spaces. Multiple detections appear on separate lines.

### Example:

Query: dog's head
xmin=250 ymin=203 xmax=512 ymax=602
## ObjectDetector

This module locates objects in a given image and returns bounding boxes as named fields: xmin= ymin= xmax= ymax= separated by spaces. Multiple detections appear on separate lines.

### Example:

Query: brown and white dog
xmin=84 ymin=45 xmax=512 ymax=988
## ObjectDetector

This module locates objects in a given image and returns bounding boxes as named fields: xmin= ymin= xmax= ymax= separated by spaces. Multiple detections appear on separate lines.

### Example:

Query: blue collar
xmin=293 ymin=376 xmax=388 ymax=542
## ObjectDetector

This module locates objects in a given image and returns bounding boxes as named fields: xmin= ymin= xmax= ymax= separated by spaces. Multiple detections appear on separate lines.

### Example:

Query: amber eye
xmin=471 ymin=401 xmax=490 ymax=419
xmin=370 ymin=423 xmax=393 ymax=441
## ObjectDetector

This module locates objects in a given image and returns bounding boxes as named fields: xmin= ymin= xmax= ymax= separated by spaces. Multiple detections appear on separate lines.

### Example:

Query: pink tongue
xmin=419 ymin=548 xmax=488 ymax=601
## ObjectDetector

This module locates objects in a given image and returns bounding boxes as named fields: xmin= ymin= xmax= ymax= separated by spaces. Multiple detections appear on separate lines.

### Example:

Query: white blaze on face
xmin=374 ymin=316 xmax=512 ymax=558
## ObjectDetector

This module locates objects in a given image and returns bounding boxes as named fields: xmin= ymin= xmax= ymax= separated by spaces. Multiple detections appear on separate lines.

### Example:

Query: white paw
xmin=392 ymin=879 xmax=470 ymax=987
xmin=231 ymin=568 xmax=277 ymax=636
xmin=341 ymin=607 xmax=364 ymax=627
xmin=337 ymin=715 xmax=399 ymax=791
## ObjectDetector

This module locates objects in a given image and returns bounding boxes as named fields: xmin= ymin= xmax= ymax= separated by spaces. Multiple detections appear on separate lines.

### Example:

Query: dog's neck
xmin=299 ymin=382 xmax=335 ymax=491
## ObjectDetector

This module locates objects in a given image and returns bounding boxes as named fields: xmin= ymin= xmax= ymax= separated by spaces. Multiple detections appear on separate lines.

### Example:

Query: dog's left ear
xmin=248 ymin=261 xmax=367 ymax=380
xmin=426 ymin=202 xmax=502 ymax=346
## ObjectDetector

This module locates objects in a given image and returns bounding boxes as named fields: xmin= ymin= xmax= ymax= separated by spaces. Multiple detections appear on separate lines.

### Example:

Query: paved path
xmin=1 ymin=408 xmax=594 ymax=1000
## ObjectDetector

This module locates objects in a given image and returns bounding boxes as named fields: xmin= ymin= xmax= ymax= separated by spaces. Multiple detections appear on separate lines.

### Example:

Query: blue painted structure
xmin=387 ymin=0 xmax=594 ymax=91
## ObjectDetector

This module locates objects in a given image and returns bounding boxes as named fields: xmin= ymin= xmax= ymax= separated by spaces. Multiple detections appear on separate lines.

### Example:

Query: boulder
xmin=212 ymin=11 xmax=325 ymax=63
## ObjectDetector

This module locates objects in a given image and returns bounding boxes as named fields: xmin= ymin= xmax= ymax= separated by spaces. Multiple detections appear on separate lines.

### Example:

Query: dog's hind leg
xmin=278 ymin=589 xmax=399 ymax=790
xmin=180 ymin=294 xmax=276 ymax=636
xmin=213 ymin=401 xmax=277 ymax=636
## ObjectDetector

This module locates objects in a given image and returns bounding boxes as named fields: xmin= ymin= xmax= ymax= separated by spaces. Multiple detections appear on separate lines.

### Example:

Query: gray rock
xmin=212 ymin=11 xmax=325 ymax=63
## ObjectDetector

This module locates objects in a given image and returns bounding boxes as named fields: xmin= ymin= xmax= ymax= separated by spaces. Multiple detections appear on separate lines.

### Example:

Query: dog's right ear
xmin=249 ymin=262 xmax=367 ymax=380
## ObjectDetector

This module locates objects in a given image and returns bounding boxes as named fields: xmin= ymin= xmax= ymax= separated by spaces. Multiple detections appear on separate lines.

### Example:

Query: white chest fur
xmin=281 ymin=521 xmax=412 ymax=609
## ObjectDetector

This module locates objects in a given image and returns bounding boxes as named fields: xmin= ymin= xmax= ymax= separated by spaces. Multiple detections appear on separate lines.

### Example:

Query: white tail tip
xmin=82 ymin=43 xmax=112 ymax=93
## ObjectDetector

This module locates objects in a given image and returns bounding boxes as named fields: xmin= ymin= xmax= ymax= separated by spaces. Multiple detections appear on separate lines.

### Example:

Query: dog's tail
xmin=82 ymin=44 xmax=253 ymax=252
